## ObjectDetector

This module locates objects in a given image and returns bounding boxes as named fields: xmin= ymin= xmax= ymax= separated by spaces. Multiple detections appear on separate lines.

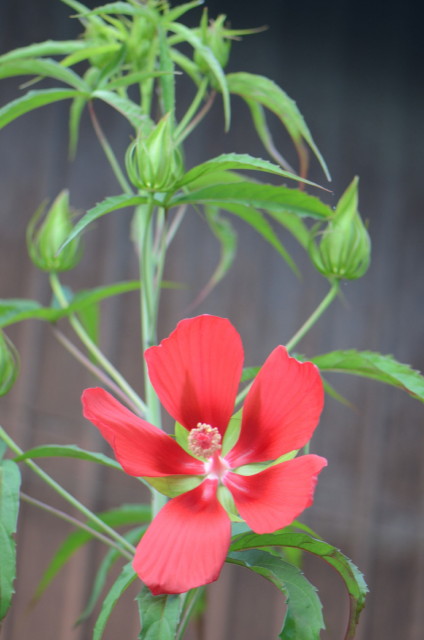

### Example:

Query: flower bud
xmin=125 ymin=115 xmax=183 ymax=191
xmin=0 ymin=331 xmax=19 ymax=396
xmin=194 ymin=11 xmax=232 ymax=72
xmin=27 ymin=190 xmax=81 ymax=272
xmin=309 ymin=177 xmax=371 ymax=280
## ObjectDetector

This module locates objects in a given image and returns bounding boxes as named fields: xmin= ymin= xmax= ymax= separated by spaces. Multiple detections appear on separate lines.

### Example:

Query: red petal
xmin=226 ymin=346 xmax=324 ymax=467
xmin=145 ymin=315 xmax=243 ymax=435
xmin=82 ymin=388 xmax=204 ymax=477
xmin=224 ymin=455 xmax=327 ymax=533
xmin=133 ymin=480 xmax=231 ymax=594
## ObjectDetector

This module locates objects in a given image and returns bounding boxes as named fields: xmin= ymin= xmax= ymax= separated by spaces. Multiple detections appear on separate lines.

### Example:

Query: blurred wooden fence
xmin=1 ymin=1 xmax=423 ymax=639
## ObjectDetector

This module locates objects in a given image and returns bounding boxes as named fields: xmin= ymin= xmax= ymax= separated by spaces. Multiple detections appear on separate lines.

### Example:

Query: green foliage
xmin=137 ymin=587 xmax=183 ymax=640
xmin=93 ymin=563 xmax=138 ymax=640
xmin=14 ymin=444 xmax=123 ymax=471
xmin=227 ymin=548 xmax=324 ymax=640
xmin=0 ymin=331 xmax=19 ymax=396
xmin=231 ymin=531 xmax=368 ymax=639
xmin=312 ymin=350 xmax=424 ymax=403
xmin=0 ymin=89 xmax=81 ymax=129
xmin=0 ymin=460 xmax=21 ymax=622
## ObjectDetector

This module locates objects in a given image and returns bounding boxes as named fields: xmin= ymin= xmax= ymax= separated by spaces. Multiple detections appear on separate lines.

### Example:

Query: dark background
xmin=1 ymin=1 xmax=423 ymax=639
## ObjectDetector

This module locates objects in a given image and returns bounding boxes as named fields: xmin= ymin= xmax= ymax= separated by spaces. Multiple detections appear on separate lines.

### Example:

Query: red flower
xmin=82 ymin=315 xmax=327 ymax=595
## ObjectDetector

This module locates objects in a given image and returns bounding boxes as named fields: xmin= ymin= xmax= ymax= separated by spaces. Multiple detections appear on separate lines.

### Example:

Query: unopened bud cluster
xmin=26 ymin=190 xmax=81 ymax=272
xmin=309 ymin=177 xmax=371 ymax=280
xmin=194 ymin=12 xmax=232 ymax=73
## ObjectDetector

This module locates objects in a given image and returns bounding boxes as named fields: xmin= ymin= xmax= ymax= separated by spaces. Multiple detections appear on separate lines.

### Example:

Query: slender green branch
xmin=285 ymin=280 xmax=340 ymax=352
xmin=174 ymin=77 xmax=208 ymax=140
xmin=49 ymin=273 xmax=147 ymax=416
xmin=235 ymin=280 xmax=340 ymax=407
xmin=51 ymin=326 xmax=142 ymax=415
xmin=176 ymin=587 xmax=205 ymax=640
xmin=175 ymin=89 xmax=217 ymax=146
xmin=0 ymin=426 xmax=136 ymax=555
xmin=88 ymin=101 xmax=133 ymax=194
xmin=20 ymin=492 xmax=133 ymax=561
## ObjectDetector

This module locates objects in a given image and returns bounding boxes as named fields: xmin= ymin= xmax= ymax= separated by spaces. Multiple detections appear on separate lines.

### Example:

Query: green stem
xmin=174 ymin=77 xmax=208 ymax=141
xmin=174 ymin=88 xmax=217 ymax=146
xmin=88 ymin=101 xmax=133 ymax=194
xmin=20 ymin=492 xmax=133 ymax=561
xmin=49 ymin=273 xmax=147 ymax=416
xmin=136 ymin=202 xmax=168 ymax=516
xmin=235 ymin=280 xmax=340 ymax=406
xmin=285 ymin=280 xmax=340 ymax=352
xmin=0 ymin=426 xmax=136 ymax=555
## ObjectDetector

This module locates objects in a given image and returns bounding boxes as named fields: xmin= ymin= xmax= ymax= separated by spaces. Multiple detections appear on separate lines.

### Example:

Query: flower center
xmin=188 ymin=422 xmax=222 ymax=459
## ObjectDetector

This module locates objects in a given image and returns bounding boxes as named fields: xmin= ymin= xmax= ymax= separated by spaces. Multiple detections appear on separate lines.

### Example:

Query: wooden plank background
xmin=1 ymin=1 xmax=423 ymax=639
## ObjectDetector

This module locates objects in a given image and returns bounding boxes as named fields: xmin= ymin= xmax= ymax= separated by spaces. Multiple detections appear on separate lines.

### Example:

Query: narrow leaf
xmin=312 ymin=350 xmax=424 ymax=403
xmin=93 ymin=563 xmax=137 ymax=640
xmin=14 ymin=444 xmax=122 ymax=471
xmin=158 ymin=26 xmax=175 ymax=116
xmin=91 ymin=90 xmax=152 ymax=130
xmin=227 ymin=72 xmax=330 ymax=180
xmin=0 ymin=89 xmax=81 ymax=130
xmin=176 ymin=152 xmax=320 ymax=189
xmin=169 ymin=182 xmax=333 ymax=219
xmin=227 ymin=548 xmax=324 ymax=640
xmin=137 ymin=587 xmax=183 ymax=640
xmin=0 ymin=59 xmax=88 ymax=91
xmin=0 ymin=40 xmax=86 ymax=64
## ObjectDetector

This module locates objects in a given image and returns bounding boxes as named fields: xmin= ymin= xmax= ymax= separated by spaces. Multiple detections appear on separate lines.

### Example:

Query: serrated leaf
xmin=0 ymin=460 xmax=21 ymax=621
xmin=0 ymin=40 xmax=86 ymax=64
xmin=14 ymin=444 xmax=122 ymax=471
xmin=168 ymin=22 xmax=230 ymax=130
xmin=137 ymin=587 xmax=183 ymax=640
xmin=0 ymin=59 xmax=88 ymax=91
xmin=60 ymin=44 xmax=121 ymax=68
xmin=227 ymin=72 xmax=330 ymax=180
xmin=312 ymin=350 xmax=424 ymax=403
xmin=227 ymin=548 xmax=324 ymax=640
xmin=69 ymin=93 xmax=88 ymax=158
xmin=169 ymin=182 xmax=333 ymax=219
xmin=93 ymin=563 xmax=137 ymax=640
xmin=91 ymin=90 xmax=152 ymax=130
xmin=176 ymin=152 xmax=320 ymax=189
xmin=59 ymin=195 xmax=149 ymax=251
xmin=77 ymin=2 xmax=151 ymax=16
xmin=0 ymin=88 xmax=82 ymax=129
xmin=231 ymin=531 xmax=368 ymax=640
xmin=32 ymin=504 xmax=150 ymax=602
xmin=266 ymin=208 xmax=312 ymax=250
xmin=165 ymin=0 xmax=203 ymax=23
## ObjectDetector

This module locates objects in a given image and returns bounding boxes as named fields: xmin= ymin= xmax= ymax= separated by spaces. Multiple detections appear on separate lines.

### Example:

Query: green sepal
xmin=221 ymin=409 xmax=242 ymax=456
xmin=144 ymin=474 xmax=203 ymax=498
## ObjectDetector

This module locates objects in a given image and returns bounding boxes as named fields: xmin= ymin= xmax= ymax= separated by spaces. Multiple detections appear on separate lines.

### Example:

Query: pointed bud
xmin=125 ymin=115 xmax=183 ymax=191
xmin=309 ymin=177 xmax=371 ymax=280
xmin=194 ymin=11 xmax=232 ymax=72
xmin=0 ymin=331 xmax=19 ymax=396
xmin=26 ymin=190 xmax=81 ymax=272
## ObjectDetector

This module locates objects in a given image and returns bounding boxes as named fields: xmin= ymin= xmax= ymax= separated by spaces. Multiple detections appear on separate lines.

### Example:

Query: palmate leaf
xmin=226 ymin=548 xmax=324 ymax=640
xmin=231 ymin=531 xmax=368 ymax=640
xmin=137 ymin=587 xmax=183 ymax=640
xmin=168 ymin=181 xmax=333 ymax=219
xmin=93 ymin=562 xmax=138 ymax=640
xmin=32 ymin=504 xmax=150 ymax=602
xmin=0 ymin=88 xmax=82 ymax=129
xmin=0 ymin=460 xmax=21 ymax=622
xmin=312 ymin=350 xmax=424 ymax=403
xmin=227 ymin=72 xmax=330 ymax=180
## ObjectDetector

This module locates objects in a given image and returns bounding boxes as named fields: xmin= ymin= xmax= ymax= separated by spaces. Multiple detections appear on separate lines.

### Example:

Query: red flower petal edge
xmin=133 ymin=480 xmax=231 ymax=594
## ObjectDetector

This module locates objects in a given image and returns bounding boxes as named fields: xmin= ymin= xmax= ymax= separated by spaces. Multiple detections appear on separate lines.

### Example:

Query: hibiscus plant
xmin=0 ymin=1 xmax=423 ymax=639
